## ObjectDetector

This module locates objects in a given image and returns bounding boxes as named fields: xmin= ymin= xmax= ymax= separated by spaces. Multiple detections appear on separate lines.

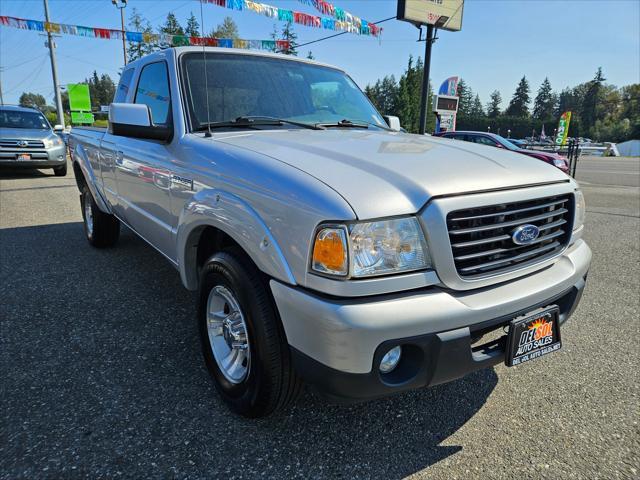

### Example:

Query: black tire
xmin=80 ymin=184 xmax=120 ymax=248
xmin=198 ymin=248 xmax=302 ymax=418
xmin=53 ymin=163 xmax=67 ymax=176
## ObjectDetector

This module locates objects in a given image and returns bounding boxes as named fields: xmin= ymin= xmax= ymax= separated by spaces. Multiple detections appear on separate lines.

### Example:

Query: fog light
xmin=379 ymin=346 xmax=402 ymax=373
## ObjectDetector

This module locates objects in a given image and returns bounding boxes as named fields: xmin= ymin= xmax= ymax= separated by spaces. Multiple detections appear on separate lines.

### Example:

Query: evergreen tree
xmin=210 ymin=16 xmax=239 ymax=39
xmin=279 ymin=21 xmax=298 ymax=55
xmin=127 ymin=8 xmax=156 ymax=62
xmin=185 ymin=12 xmax=200 ymax=37
xmin=396 ymin=56 xmax=434 ymax=133
xmin=533 ymin=77 xmax=557 ymax=120
xmin=470 ymin=94 xmax=484 ymax=117
xmin=456 ymin=78 xmax=474 ymax=117
xmin=581 ymin=67 xmax=606 ymax=131
xmin=160 ymin=13 xmax=184 ymax=36
xmin=505 ymin=76 xmax=531 ymax=117
xmin=487 ymin=90 xmax=502 ymax=118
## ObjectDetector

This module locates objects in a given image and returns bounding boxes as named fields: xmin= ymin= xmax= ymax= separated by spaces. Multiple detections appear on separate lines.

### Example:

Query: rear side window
xmin=114 ymin=68 xmax=135 ymax=103
xmin=473 ymin=136 xmax=498 ymax=147
xmin=134 ymin=62 xmax=171 ymax=125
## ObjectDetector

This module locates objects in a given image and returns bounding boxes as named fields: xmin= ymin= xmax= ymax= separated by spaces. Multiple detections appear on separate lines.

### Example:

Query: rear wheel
xmin=53 ymin=163 xmax=67 ymax=176
xmin=198 ymin=249 xmax=301 ymax=418
xmin=80 ymin=184 xmax=120 ymax=248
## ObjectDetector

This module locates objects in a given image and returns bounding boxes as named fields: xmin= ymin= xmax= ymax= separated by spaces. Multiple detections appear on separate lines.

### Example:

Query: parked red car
xmin=433 ymin=131 xmax=570 ymax=173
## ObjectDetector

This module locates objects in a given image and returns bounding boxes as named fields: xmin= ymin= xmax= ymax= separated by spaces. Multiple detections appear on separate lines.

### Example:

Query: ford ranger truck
xmin=69 ymin=48 xmax=591 ymax=418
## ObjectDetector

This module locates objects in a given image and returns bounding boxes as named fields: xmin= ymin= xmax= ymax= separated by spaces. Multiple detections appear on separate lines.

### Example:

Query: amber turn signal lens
xmin=312 ymin=228 xmax=348 ymax=276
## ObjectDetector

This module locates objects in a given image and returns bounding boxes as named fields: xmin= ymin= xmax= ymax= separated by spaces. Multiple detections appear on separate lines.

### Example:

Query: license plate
xmin=17 ymin=153 xmax=31 ymax=161
xmin=506 ymin=306 xmax=561 ymax=367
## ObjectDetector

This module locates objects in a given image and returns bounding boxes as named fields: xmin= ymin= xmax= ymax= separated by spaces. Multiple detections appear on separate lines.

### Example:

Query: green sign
xmin=68 ymin=83 xmax=91 ymax=111
xmin=71 ymin=111 xmax=95 ymax=124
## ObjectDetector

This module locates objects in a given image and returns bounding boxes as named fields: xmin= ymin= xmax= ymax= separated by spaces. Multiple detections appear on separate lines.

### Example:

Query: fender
xmin=72 ymin=142 xmax=111 ymax=214
xmin=177 ymin=189 xmax=296 ymax=291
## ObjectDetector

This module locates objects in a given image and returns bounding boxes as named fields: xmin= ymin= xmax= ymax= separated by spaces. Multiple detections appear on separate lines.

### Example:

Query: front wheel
xmin=80 ymin=184 xmax=120 ymax=248
xmin=198 ymin=249 xmax=301 ymax=418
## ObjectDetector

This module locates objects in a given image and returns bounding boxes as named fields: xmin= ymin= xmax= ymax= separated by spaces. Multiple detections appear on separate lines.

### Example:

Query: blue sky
xmin=1 ymin=0 xmax=638 ymax=109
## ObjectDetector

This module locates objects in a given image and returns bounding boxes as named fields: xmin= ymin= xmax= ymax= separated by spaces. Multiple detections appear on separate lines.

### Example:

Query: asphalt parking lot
xmin=1 ymin=155 xmax=638 ymax=479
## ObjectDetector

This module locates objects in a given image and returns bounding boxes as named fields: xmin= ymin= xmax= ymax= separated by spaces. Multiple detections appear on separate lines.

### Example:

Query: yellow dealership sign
xmin=397 ymin=0 xmax=465 ymax=31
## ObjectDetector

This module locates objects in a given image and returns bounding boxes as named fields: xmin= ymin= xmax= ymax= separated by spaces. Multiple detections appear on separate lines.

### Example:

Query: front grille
xmin=0 ymin=139 xmax=45 ymax=148
xmin=447 ymin=194 xmax=574 ymax=278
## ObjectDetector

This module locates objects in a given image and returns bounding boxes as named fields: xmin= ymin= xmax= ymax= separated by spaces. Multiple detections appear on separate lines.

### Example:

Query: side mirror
xmin=109 ymin=103 xmax=172 ymax=142
xmin=383 ymin=115 xmax=402 ymax=132
xmin=53 ymin=124 xmax=64 ymax=133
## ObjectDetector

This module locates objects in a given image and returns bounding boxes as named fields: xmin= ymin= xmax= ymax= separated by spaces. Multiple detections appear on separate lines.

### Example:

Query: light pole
xmin=112 ymin=0 xmax=127 ymax=65
xmin=43 ymin=0 xmax=64 ymax=128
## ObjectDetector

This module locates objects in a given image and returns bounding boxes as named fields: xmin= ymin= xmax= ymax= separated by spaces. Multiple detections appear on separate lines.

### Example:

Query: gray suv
xmin=0 ymin=105 xmax=67 ymax=176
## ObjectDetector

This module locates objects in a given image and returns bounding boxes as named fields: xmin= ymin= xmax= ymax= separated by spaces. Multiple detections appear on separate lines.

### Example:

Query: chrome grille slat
xmin=446 ymin=194 xmax=574 ymax=278
xmin=449 ymin=208 xmax=568 ymax=235
xmin=454 ymin=230 xmax=565 ymax=261
xmin=459 ymin=242 xmax=561 ymax=273
xmin=449 ymin=199 xmax=567 ymax=222
xmin=0 ymin=139 xmax=45 ymax=148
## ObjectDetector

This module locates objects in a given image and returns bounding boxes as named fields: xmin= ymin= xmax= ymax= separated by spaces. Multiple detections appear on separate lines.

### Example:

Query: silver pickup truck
xmin=70 ymin=47 xmax=591 ymax=418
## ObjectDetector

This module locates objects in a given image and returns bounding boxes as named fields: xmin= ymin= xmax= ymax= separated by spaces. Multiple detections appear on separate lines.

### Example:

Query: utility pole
xmin=43 ymin=0 xmax=65 ymax=128
xmin=112 ymin=0 xmax=128 ymax=65
xmin=418 ymin=25 xmax=435 ymax=135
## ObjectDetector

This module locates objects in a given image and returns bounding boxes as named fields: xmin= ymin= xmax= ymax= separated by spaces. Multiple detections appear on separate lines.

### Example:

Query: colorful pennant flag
xmin=0 ymin=15 xmax=288 ymax=52
xmin=201 ymin=0 xmax=382 ymax=37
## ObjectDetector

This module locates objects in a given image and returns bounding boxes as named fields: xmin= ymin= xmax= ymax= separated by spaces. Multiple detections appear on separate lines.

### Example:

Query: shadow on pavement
xmin=1 ymin=222 xmax=497 ymax=478
xmin=0 ymin=167 xmax=56 ymax=179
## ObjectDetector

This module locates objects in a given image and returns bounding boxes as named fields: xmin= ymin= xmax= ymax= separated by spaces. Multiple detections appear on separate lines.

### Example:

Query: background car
xmin=434 ymin=130 xmax=569 ymax=173
xmin=0 ymin=105 xmax=67 ymax=176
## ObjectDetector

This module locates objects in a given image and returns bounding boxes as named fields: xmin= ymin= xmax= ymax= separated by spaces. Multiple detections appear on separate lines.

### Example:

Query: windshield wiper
xmin=195 ymin=116 xmax=325 ymax=132
xmin=316 ymin=119 xmax=369 ymax=129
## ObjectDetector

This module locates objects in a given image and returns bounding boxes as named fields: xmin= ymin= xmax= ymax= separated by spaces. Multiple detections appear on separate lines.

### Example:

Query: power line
xmin=297 ymin=16 xmax=396 ymax=49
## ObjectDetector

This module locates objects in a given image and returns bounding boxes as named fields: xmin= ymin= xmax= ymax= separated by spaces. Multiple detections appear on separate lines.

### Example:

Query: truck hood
xmin=213 ymin=129 xmax=570 ymax=219
xmin=0 ymin=128 xmax=54 ymax=141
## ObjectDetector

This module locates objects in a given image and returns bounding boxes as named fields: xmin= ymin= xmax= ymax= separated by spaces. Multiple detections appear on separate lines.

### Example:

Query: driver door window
xmin=473 ymin=136 xmax=499 ymax=147
xmin=134 ymin=62 xmax=171 ymax=126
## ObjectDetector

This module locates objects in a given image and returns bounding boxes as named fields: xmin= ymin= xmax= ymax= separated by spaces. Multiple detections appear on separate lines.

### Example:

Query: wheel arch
xmin=177 ymin=189 xmax=296 ymax=291
xmin=72 ymin=142 xmax=111 ymax=213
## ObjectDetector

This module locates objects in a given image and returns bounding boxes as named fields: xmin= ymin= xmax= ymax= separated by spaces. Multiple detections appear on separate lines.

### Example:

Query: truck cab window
xmin=134 ymin=62 xmax=171 ymax=126
xmin=114 ymin=68 xmax=135 ymax=103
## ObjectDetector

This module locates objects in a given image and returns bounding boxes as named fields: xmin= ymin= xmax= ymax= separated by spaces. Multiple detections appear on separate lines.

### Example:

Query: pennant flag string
xmin=0 ymin=15 xmax=289 ymax=51
xmin=201 ymin=0 xmax=382 ymax=37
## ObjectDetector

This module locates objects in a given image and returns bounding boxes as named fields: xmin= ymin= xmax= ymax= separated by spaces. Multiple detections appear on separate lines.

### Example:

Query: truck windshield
xmin=0 ymin=110 xmax=50 ymax=129
xmin=181 ymin=52 xmax=387 ymax=131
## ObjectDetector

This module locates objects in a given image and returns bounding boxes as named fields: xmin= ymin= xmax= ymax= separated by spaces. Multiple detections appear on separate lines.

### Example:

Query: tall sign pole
xmin=43 ymin=0 xmax=65 ymax=128
xmin=397 ymin=0 xmax=465 ymax=135
xmin=418 ymin=25 xmax=434 ymax=135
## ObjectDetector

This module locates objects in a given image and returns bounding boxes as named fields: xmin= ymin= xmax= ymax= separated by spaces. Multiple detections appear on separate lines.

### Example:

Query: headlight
xmin=573 ymin=189 xmax=586 ymax=231
xmin=311 ymin=217 xmax=431 ymax=278
xmin=43 ymin=136 xmax=63 ymax=148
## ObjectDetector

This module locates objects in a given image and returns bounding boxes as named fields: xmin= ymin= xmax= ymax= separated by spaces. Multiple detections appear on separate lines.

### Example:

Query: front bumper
xmin=0 ymin=145 xmax=66 ymax=168
xmin=271 ymin=239 xmax=591 ymax=400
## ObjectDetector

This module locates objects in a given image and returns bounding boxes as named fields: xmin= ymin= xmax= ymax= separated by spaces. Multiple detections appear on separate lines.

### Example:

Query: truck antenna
xmin=200 ymin=0 xmax=212 ymax=138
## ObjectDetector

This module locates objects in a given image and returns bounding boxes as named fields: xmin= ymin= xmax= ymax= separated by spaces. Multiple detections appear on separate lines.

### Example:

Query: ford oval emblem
xmin=512 ymin=224 xmax=540 ymax=245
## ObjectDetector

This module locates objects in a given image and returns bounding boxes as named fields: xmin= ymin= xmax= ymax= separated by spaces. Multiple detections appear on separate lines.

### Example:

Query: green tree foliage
xmin=127 ymin=8 xmax=156 ymax=62
xmin=185 ymin=12 xmax=200 ymax=37
xmin=487 ymin=90 xmax=502 ymax=118
xmin=456 ymin=78 xmax=474 ymax=117
xmin=470 ymin=94 xmax=484 ymax=117
xmin=533 ymin=77 xmax=557 ymax=120
xmin=160 ymin=13 xmax=184 ymax=36
xmin=365 ymin=75 xmax=398 ymax=115
xmin=581 ymin=67 xmax=605 ymax=132
xmin=395 ymin=56 xmax=434 ymax=133
xmin=278 ymin=21 xmax=298 ymax=56
xmin=505 ymin=76 xmax=531 ymax=117
xmin=85 ymin=71 xmax=116 ymax=109
xmin=211 ymin=16 xmax=239 ymax=39
xmin=19 ymin=92 xmax=46 ymax=109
